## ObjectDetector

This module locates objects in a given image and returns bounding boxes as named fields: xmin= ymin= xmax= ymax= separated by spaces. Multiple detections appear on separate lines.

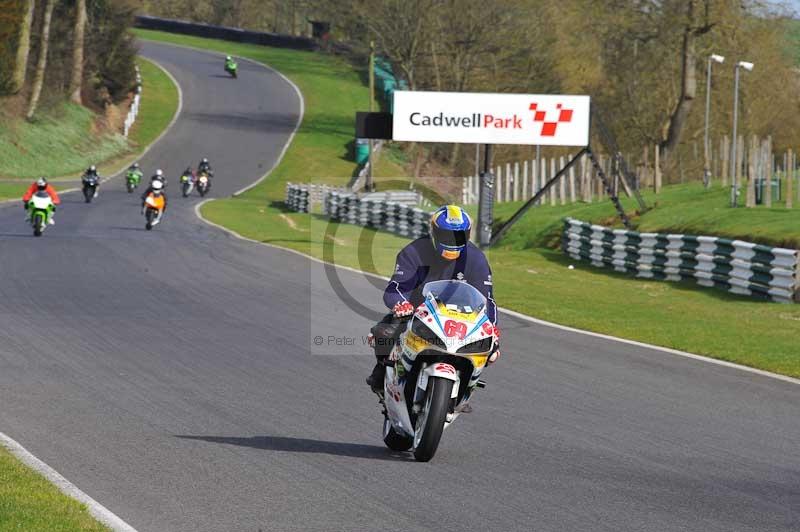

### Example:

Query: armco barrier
xmin=562 ymin=218 xmax=800 ymax=303
xmin=135 ymin=16 xmax=318 ymax=51
xmin=285 ymin=184 xmax=429 ymax=239
xmin=123 ymin=66 xmax=142 ymax=137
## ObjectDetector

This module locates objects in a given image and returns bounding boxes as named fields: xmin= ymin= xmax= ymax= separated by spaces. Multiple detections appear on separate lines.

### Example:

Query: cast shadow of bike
xmin=175 ymin=434 xmax=412 ymax=462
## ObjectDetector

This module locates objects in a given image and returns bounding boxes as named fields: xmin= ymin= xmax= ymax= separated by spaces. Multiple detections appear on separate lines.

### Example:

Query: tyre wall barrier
xmin=134 ymin=16 xmax=318 ymax=51
xmin=562 ymin=218 xmax=800 ymax=303
xmin=285 ymin=184 xmax=429 ymax=239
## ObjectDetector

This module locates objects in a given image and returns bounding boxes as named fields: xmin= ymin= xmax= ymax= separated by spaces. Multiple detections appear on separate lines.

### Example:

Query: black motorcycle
xmin=82 ymin=175 xmax=99 ymax=203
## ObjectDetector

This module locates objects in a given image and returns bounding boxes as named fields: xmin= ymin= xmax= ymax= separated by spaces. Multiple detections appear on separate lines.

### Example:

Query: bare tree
xmin=69 ymin=0 xmax=87 ymax=104
xmin=10 ymin=0 xmax=35 ymax=94
xmin=27 ymin=0 xmax=56 ymax=120
xmin=660 ymin=0 xmax=713 ymax=159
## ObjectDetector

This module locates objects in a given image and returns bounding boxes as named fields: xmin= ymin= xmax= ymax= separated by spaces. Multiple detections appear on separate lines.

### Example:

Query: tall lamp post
xmin=729 ymin=60 xmax=754 ymax=207
xmin=703 ymin=54 xmax=724 ymax=188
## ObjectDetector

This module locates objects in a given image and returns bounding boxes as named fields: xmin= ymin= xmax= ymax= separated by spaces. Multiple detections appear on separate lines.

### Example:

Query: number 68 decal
xmin=444 ymin=320 xmax=468 ymax=339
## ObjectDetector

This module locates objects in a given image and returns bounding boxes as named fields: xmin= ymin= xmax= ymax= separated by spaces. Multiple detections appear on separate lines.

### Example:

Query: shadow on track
xmin=175 ymin=434 xmax=411 ymax=462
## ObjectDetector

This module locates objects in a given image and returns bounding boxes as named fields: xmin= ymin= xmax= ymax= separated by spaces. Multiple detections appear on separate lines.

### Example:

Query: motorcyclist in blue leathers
xmin=367 ymin=204 xmax=500 ymax=393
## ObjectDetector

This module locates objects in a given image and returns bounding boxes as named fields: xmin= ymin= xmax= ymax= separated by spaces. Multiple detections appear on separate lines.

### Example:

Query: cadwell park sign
xmin=392 ymin=91 xmax=591 ymax=147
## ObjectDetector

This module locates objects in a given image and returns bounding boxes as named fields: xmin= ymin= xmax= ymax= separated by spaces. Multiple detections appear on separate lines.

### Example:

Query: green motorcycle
xmin=126 ymin=169 xmax=142 ymax=193
xmin=225 ymin=58 xmax=238 ymax=79
xmin=27 ymin=192 xmax=55 ymax=237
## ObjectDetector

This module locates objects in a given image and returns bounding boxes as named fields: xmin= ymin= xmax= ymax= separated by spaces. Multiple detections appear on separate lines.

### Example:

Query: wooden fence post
xmin=745 ymin=136 xmax=756 ymax=207
xmin=505 ymin=163 xmax=514 ymax=202
xmin=539 ymin=157 xmax=546 ymax=205
xmin=721 ymin=135 xmax=729 ymax=187
xmin=496 ymin=165 xmax=502 ymax=203
xmin=654 ymin=147 xmax=662 ymax=194
xmin=765 ymin=138 xmax=772 ymax=208
xmin=568 ymin=154 xmax=576 ymax=203
xmin=786 ymin=150 xmax=793 ymax=209
xmin=513 ymin=162 xmax=520 ymax=202
xmin=522 ymin=160 xmax=528 ymax=199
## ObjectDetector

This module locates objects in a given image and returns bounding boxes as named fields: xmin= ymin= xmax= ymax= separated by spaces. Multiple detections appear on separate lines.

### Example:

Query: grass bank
xmin=138 ymin=31 xmax=800 ymax=377
xmin=0 ymin=446 xmax=109 ymax=531
xmin=0 ymin=57 xmax=178 ymax=200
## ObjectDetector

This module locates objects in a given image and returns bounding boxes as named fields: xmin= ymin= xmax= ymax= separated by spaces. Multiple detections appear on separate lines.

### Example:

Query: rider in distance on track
xmin=366 ymin=204 xmax=500 ymax=393
xmin=141 ymin=169 xmax=169 ymax=214
xmin=81 ymin=165 xmax=100 ymax=198
xmin=197 ymin=157 xmax=213 ymax=177
xmin=22 ymin=177 xmax=61 ymax=225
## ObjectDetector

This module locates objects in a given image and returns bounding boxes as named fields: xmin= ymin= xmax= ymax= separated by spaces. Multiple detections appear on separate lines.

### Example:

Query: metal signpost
xmin=357 ymin=90 xmax=643 ymax=247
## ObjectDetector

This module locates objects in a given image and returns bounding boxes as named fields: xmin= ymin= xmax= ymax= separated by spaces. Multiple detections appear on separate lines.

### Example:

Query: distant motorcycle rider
xmin=81 ymin=165 xmax=100 ymax=198
xmin=180 ymin=166 xmax=196 ymax=183
xmin=127 ymin=162 xmax=143 ymax=183
xmin=366 ymin=205 xmax=500 ymax=393
xmin=22 ymin=177 xmax=61 ymax=225
xmin=141 ymin=169 xmax=168 ymax=213
xmin=197 ymin=158 xmax=213 ymax=177
xmin=224 ymin=56 xmax=237 ymax=76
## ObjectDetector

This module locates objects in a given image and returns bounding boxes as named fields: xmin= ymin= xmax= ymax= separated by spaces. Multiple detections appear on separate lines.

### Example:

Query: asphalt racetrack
xmin=0 ymin=41 xmax=798 ymax=532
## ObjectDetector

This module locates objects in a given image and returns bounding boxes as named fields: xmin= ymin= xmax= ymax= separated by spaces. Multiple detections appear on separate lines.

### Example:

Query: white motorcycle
xmin=380 ymin=280 xmax=496 ymax=462
xmin=28 ymin=192 xmax=54 ymax=237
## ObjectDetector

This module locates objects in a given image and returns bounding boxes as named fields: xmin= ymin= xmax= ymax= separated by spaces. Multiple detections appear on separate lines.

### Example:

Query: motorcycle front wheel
xmin=33 ymin=214 xmax=44 ymax=237
xmin=412 ymin=377 xmax=453 ymax=462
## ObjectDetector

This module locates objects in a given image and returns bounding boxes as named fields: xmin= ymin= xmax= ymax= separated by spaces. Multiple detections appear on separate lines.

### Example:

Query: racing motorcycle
xmin=126 ymin=170 xmax=141 ymax=193
xmin=28 ymin=192 xmax=54 ymax=237
xmin=379 ymin=280 xmax=495 ymax=462
xmin=180 ymin=173 xmax=194 ymax=197
xmin=143 ymin=192 xmax=165 ymax=230
xmin=225 ymin=60 xmax=238 ymax=78
xmin=82 ymin=175 xmax=99 ymax=203
xmin=196 ymin=172 xmax=210 ymax=197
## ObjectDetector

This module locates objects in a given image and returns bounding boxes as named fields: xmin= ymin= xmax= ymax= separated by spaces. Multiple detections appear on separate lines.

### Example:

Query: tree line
xmin=0 ymin=0 xmax=138 ymax=121
xmin=318 ymin=0 xmax=800 ymax=181
xmin=97 ymin=1 xmax=800 ymax=183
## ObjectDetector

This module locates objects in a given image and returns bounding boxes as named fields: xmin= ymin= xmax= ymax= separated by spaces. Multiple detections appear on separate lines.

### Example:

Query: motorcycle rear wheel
xmin=412 ymin=377 xmax=453 ymax=462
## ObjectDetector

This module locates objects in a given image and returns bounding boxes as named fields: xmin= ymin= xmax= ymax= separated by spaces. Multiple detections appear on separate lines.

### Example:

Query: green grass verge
xmin=0 ymin=56 xmax=177 ymax=183
xmin=0 ymin=446 xmax=109 ymax=531
xmin=0 ymin=102 xmax=127 ymax=180
xmin=492 ymin=181 xmax=800 ymax=250
xmin=139 ymin=30 xmax=800 ymax=377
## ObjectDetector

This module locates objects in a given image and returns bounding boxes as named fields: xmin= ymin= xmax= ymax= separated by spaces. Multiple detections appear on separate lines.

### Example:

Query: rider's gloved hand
xmin=392 ymin=301 xmax=414 ymax=318
xmin=22 ymin=201 xmax=27 ymax=210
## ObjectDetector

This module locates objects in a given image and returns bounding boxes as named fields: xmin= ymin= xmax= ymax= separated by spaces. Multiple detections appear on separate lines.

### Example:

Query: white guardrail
xmin=123 ymin=66 xmax=142 ymax=137
xmin=563 ymin=218 xmax=800 ymax=303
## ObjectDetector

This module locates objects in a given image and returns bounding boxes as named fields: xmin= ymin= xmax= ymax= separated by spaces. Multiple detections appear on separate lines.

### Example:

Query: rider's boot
xmin=366 ymin=356 xmax=386 ymax=394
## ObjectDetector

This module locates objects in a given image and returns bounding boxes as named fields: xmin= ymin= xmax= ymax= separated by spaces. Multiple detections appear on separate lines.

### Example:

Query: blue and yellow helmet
xmin=430 ymin=205 xmax=471 ymax=260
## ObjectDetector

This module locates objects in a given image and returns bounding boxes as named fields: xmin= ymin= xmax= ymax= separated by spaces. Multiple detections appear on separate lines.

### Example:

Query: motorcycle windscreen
xmin=30 ymin=193 xmax=53 ymax=209
xmin=421 ymin=280 xmax=486 ymax=316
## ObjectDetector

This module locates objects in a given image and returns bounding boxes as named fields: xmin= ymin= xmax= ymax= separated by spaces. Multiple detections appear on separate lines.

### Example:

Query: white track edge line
xmin=0 ymin=432 xmax=138 ymax=531
xmin=195 ymin=204 xmax=800 ymax=387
